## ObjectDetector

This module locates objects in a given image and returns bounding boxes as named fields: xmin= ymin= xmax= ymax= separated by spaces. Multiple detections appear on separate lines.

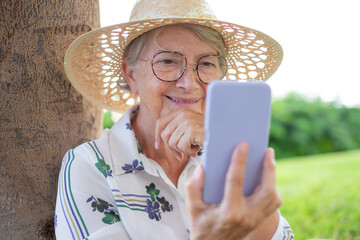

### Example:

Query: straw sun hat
xmin=64 ymin=0 xmax=283 ymax=113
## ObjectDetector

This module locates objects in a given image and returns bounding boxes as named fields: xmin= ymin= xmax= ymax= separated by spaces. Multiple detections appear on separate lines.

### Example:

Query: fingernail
xmin=268 ymin=148 xmax=275 ymax=164
xmin=269 ymin=148 xmax=275 ymax=159
xmin=239 ymin=142 xmax=248 ymax=153
xmin=154 ymin=140 xmax=159 ymax=149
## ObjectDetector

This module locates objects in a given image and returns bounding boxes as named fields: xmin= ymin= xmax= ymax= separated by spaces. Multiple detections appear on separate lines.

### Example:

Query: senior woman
xmin=55 ymin=0 xmax=294 ymax=239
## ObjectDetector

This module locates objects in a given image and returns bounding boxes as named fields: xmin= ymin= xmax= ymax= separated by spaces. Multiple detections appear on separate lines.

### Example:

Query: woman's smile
xmin=165 ymin=95 xmax=202 ymax=105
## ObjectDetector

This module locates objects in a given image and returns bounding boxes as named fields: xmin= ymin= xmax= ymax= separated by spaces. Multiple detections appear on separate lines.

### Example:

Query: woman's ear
xmin=122 ymin=62 xmax=138 ymax=95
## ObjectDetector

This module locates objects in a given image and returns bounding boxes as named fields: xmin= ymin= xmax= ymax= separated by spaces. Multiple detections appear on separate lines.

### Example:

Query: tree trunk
xmin=0 ymin=1 xmax=101 ymax=239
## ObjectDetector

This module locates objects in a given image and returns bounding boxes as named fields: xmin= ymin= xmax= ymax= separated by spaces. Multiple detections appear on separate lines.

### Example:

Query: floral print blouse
xmin=55 ymin=106 xmax=294 ymax=239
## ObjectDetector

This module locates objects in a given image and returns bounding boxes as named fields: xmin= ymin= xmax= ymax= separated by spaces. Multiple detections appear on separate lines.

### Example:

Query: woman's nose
xmin=175 ymin=62 xmax=200 ymax=90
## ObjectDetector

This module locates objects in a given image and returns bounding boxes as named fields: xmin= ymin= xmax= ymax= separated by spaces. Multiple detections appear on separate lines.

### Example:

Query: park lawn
xmin=277 ymin=149 xmax=360 ymax=240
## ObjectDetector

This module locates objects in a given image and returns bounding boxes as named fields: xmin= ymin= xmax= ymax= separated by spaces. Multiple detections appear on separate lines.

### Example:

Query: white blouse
xmin=55 ymin=106 xmax=294 ymax=239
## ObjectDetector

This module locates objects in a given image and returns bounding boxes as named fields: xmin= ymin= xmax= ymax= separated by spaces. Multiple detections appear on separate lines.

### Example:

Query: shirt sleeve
xmin=271 ymin=212 xmax=294 ymax=240
xmin=54 ymin=144 xmax=131 ymax=240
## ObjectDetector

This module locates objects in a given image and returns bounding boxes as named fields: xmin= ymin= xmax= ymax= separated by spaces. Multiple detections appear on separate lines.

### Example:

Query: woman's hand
xmin=155 ymin=108 xmax=204 ymax=161
xmin=185 ymin=143 xmax=282 ymax=240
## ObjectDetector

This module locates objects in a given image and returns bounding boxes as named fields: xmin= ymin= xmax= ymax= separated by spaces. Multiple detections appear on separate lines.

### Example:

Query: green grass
xmin=277 ymin=149 xmax=360 ymax=240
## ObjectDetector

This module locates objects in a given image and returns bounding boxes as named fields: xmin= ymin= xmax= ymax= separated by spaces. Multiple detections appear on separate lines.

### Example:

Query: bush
xmin=103 ymin=110 xmax=115 ymax=129
xmin=270 ymin=93 xmax=360 ymax=158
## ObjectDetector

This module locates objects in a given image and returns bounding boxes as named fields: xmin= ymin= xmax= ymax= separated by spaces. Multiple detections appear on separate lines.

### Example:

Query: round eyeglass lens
xmin=152 ymin=52 xmax=186 ymax=82
xmin=197 ymin=55 xmax=228 ymax=83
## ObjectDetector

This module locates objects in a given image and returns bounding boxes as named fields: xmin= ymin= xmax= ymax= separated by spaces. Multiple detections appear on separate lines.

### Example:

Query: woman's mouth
xmin=166 ymin=96 xmax=201 ymax=104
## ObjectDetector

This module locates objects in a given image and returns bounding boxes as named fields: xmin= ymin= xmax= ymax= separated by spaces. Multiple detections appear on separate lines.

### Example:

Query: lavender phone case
xmin=202 ymin=81 xmax=272 ymax=204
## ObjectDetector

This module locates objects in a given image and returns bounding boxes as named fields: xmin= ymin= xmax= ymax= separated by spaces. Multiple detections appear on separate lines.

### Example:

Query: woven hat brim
xmin=64 ymin=18 xmax=283 ymax=113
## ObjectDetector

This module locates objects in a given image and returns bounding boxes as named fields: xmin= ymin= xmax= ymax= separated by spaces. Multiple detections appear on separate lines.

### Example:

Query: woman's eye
xmin=201 ymin=61 xmax=215 ymax=67
xmin=158 ymin=59 xmax=176 ymax=64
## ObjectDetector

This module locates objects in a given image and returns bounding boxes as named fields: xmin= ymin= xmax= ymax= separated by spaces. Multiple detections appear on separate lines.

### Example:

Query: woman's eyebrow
xmin=156 ymin=49 xmax=218 ymax=57
xmin=196 ymin=52 xmax=218 ymax=57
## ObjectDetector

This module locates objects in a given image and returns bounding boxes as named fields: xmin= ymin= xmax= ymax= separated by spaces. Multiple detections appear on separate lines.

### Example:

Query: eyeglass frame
xmin=139 ymin=50 xmax=228 ymax=84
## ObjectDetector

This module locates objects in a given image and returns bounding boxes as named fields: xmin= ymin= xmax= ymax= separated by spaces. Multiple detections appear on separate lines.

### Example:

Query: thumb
xmin=185 ymin=165 xmax=205 ymax=214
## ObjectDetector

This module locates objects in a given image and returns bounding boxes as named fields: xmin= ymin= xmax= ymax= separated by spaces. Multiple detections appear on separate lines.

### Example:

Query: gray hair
xmin=122 ymin=23 xmax=226 ymax=87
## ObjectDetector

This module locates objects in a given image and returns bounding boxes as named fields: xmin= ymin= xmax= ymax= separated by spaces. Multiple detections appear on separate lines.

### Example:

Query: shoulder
xmin=62 ymin=128 xmax=110 ymax=162
xmin=55 ymin=130 xmax=131 ymax=239
xmin=58 ymin=106 xmax=139 ymax=181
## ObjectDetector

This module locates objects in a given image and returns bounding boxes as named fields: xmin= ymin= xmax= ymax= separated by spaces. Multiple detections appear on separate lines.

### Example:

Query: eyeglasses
xmin=139 ymin=51 xmax=228 ymax=84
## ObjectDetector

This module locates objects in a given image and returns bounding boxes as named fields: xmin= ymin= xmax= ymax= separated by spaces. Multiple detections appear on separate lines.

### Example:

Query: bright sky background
xmin=99 ymin=0 xmax=360 ymax=107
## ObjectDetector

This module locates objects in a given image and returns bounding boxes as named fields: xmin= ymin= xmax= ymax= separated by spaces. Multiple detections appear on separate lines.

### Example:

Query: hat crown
xmin=130 ymin=0 xmax=217 ymax=21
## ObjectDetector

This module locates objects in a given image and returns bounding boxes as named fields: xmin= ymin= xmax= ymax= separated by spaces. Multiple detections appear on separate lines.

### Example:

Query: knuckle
xmin=168 ymin=136 xmax=177 ymax=146
xmin=241 ymin=215 xmax=256 ymax=230
xmin=261 ymin=188 xmax=282 ymax=208
xmin=177 ymin=142 xmax=186 ymax=152
xmin=160 ymin=131 xmax=169 ymax=142
xmin=160 ymin=130 xmax=166 ymax=139
xmin=222 ymin=212 xmax=255 ymax=231
xmin=262 ymin=190 xmax=276 ymax=204
xmin=227 ymin=173 xmax=243 ymax=186
xmin=274 ymin=191 xmax=283 ymax=207
xmin=222 ymin=213 xmax=238 ymax=225
xmin=263 ymin=185 xmax=276 ymax=196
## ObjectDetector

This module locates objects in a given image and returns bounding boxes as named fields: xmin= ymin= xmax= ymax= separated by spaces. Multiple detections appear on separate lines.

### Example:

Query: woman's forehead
xmin=143 ymin=26 xmax=217 ymax=57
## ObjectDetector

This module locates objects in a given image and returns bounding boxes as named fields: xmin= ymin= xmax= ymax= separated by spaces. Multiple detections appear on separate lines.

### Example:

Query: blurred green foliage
xmin=103 ymin=110 xmax=114 ymax=129
xmin=103 ymin=93 xmax=360 ymax=159
xmin=270 ymin=93 xmax=360 ymax=159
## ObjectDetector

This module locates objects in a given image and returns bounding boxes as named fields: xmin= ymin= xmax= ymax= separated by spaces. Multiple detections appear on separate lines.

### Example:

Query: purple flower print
xmin=122 ymin=159 xmax=144 ymax=174
xmin=145 ymin=199 xmax=161 ymax=221
xmin=125 ymin=123 xmax=132 ymax=130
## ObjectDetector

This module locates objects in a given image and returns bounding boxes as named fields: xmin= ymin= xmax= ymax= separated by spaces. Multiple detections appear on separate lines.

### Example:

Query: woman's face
xmin=126 ymin=26 xmax=218 ymax=121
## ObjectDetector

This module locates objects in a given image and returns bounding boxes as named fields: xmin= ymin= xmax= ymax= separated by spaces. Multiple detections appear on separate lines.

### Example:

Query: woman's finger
xmin=222 ymin=142 xmax=248 ymax=208
xmin=156 ymin=109 xmax=204 ymax=157
xmin=259 ymin=148 xmax=283 ymax=212
xmin=177 ymin=131 xmax=198 ymax=156
xmin=185 ymin=165 xmax=206 ymax=215
xmin=249 ymin=148 xmax=282 ymax=218
xmin=167 ymin=122 xmax=186 ymax=150
xmin=260 ymin=148 xmax=277 ymax=190
xmin=155 ymin=112 xmax=177 ymax=149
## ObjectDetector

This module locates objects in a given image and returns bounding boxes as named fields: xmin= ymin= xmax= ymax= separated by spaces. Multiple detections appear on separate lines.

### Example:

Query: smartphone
xmin=202 ymin=81 xmax=272 ymax=204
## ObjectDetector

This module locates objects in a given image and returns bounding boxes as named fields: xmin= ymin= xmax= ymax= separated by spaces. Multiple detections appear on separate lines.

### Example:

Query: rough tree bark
xmin=0 ymin=1 xmax=101 ymax=239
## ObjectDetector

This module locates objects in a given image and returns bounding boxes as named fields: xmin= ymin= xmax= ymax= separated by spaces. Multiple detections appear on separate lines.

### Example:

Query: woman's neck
xmin=131 ymin=107 xmax=189 ymax=187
